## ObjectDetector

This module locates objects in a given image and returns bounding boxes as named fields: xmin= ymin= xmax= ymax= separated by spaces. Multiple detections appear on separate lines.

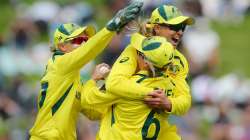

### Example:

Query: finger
xmin=144 ymin=97 xmax=161 ymax=102
xmin=144 ymin=102 xmax=161 ymax=108
xmin=155 ymin=89 xmax=164 ymax=93
xmin=124 ymin=14 xmax=136 ymax=21
xmin=148 ymin=92 xmax=157 ymax=97
xmin=125 ymin=9 xmax=140 ymax=16
xmin=129 ymin=1 xmax=143 ymax=9
xmin=152 ymin=89 xmax=164 ymax=93
xmin=136 ymin=1 xmax=143 ymax=7
xmin=129 ymin=8 xmax=140 ymax=14
xmin=148 ymin=92 xmax=161 ymax=97
xmin=144 ymin=100 xmax=161 ymax=105
xmin=148 ymin=90 xmax=165 ymax=97
xmin=147 ymin=90 xmax=160 ymax=95
xmin=145 ymin=104 xmax=159 ymax=108
xmin=144 ymin=95 xmax=152 ymax=98
xmin=127 ymin=2 xmax=142 ymax=9
xmin=146 ymin=100 xmax=161 ymax=105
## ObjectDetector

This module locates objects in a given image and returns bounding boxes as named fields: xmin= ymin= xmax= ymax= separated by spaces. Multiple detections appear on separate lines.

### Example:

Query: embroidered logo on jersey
xmin=58 ymin=36 xmax=63 ymax=41
xmin=75 ymin=91 xmax=81 ymax=100
xmin=155 ymin=18 xmax=160 ymax=23
xmin=167 ymin=64 xmax=180 ymax=76
xmin=119 ymin=57 xmax=129 ymax=63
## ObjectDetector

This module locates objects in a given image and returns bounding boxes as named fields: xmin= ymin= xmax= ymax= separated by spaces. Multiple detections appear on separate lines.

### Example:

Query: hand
xmin=91 ymin=63 xmax=110 ymax=81
xmin=106 ymin=1 xmax=143 ymax=32
xmin=144 ymin=89 xmax=172 ymax=112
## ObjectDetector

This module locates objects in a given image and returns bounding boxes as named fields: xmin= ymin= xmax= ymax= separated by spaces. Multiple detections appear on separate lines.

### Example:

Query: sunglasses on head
xmin=160 ymin=23 xmax=186 ymax=32
xmin=70 ymin=36 xmax=89 ymax=45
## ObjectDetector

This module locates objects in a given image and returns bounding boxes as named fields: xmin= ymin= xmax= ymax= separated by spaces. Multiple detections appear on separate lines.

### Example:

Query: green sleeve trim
xmin=52 ymin=50 xmax=65 ymax=61
xmin=39 ymin=82 xmax=48 ymax=108
xmin=52 ymin=83 xmax=73 ymax=115
xmin=174 ymin=56 xmax=184 ymax=68
xmin=111 ymin=105 xmax=115 ymax=126
xmin=170 ymin=80 xmax=176 ymax=87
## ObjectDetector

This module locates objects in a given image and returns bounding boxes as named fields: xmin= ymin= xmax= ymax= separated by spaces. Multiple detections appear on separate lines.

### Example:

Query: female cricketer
xmin=29 ymin=1 xmax=143 ymax=139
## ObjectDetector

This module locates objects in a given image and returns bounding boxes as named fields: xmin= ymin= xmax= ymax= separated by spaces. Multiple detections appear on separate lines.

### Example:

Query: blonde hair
xmin=50 ymin=46 xmax=56 ymax=52
xmin=49 ymin=41 xmax=57 ymax=52
xmin=138 ymin=21 xmax=155 ymax=37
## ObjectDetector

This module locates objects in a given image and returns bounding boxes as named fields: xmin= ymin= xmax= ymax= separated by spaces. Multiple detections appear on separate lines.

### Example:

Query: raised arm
xmin=55 ymin=1 xmax=144 ymax=74
xmin=56 ymin=28 xmax=115 ymax=75
xmin=167 ymin=50 xmax=191 ymax=116
xmin=105 ymin=46 xmax=154 ymax=99
xmin=168 ymin=77 xmax=191 ymax=116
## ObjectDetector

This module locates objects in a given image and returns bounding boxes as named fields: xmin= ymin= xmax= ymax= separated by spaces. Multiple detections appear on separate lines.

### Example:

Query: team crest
xmin=155 ymin=18 xmax=160 ymax=22
xmin=167 ymin=64 xmax=180 ymax=76
xmin=58 ymin=36 xmax=62 ymax=41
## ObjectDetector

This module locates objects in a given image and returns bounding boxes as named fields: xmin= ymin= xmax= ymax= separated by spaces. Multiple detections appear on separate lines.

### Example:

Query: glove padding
xmin=106 ymin=1 xmax=143 ymax=32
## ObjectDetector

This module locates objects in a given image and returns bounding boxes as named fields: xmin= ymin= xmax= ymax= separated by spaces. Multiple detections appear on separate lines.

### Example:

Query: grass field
xmin=212 ymin=16 xmax=250 ymax=78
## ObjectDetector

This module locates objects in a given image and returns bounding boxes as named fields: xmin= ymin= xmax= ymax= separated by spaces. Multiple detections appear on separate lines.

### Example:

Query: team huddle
xmin=29 ymin=1 xmax=194 ymax=140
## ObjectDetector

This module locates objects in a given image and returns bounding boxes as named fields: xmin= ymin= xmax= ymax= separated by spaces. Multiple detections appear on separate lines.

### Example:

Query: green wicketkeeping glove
xmin=106 ymin=1 xmax=143 ymax=32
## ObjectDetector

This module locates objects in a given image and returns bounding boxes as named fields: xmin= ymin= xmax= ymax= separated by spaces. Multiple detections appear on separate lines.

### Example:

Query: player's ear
xmin=57 ymin=43 xmax=67 ymax=52
xmin=137 ymin=55 xmax=150 ymax=71
xmin=153 ymin=24 xmax=161 ymax=35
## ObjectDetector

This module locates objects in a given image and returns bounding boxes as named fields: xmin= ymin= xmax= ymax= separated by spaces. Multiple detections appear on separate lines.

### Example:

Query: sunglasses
xmin=71 ymin=36 xmax=89 ymax=45
xmin=160 ymin=23 xmax=186 ymax=32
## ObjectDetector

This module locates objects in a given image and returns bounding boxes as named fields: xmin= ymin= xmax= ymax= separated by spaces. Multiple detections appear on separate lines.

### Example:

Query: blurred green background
xmin=0 ymin=0 xmax=250 ymax=140
xmin=1 ymin=0 xmax=249 ymax=77
xmin=212 ymin=17 xmax=250 ymax=77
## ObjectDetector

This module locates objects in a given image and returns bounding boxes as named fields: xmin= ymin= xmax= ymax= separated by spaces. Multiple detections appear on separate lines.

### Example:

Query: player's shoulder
xmin=116 ymin=45 xmax=137 ymax=64
xmin=166 ymin=49 xmax=189 ymax=77
xmin=173 ymin=49 xmax=189 ymax=70
xmin=121 ymin=33 xmax=146 ymax=57
xmin=130 ymin=33 xmax=146 ymax=47
xmin=124 ymin=45 xmax=136 ymax=52
xmin=41 ymin=56 xmax=62 ymax=79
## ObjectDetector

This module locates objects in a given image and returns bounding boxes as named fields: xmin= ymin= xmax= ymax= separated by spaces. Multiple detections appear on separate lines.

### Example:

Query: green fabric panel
xmin=52 ymin=83 xmax=73 ymax=115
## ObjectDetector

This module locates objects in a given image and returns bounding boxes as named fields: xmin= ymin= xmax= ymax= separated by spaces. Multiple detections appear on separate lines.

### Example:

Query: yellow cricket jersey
xmin=29 ymin=28 xmax=115 ymax=140
xmin=166 ymin=49 xmax=191 ymax=116
xmin=81 ymin=79 xmax=118 ymax=120
xmin=81 ymin=70 xmax=184 ymax=140
xmin=105 ymin=35 xmax=155 ymax=99
xmin=90 ymin=33 xmax=191 ymax=140
xmin=100 ymin=71 xmax=180 ymax=140
xmin=106 ymin=33 xmax=191 ymax=116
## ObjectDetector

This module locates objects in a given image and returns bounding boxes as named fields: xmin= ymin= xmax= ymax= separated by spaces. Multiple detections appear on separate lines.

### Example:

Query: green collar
xmin=52 ymin=50 xmax=64 ymax=61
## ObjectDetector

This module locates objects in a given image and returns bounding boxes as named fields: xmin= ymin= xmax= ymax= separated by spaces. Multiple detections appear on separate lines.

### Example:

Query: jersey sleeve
xmin=167 ymin=50 xmax=191 ymax=116
xmin=56 ymin=28 xmax=115 ymax=75
xmin=168 ymin=78 xmax=191 ymax=116
xmin=105 ymin=46 xmax=154 ymax=99
xmin=81 ymin=79 xmax=118 ymax=120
